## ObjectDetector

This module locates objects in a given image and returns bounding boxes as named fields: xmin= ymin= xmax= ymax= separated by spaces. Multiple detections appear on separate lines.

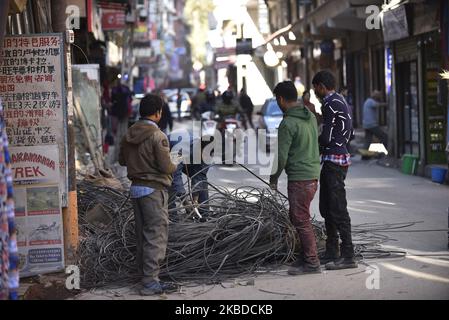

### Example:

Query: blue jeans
xmin=168 ymin=164 xmax=185 ymax=210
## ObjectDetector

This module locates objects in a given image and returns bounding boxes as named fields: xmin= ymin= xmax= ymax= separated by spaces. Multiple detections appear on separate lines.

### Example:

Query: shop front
xmin=387 ymin=1 xmax=447 ymax=176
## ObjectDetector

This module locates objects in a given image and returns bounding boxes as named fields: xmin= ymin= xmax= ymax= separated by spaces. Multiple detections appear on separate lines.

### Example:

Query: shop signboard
xmin=0 ymin=34 xmax=69 ymax=206
xmin=10 ymin=145 xmax=65 ymax=277
xmin=382 ymin=5 xmax=409 ymax=42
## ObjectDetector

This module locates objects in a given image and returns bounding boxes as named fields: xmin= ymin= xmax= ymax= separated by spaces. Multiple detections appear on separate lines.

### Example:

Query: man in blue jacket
xmin=312 ymin=71 xmax=358 ymax=270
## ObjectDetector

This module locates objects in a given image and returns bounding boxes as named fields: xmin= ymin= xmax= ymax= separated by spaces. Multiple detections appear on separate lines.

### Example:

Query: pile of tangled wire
xmin=78 ymin=180 xmax=304 ymax=288
xmin=77 ymin=171 xmax=411 ymax=288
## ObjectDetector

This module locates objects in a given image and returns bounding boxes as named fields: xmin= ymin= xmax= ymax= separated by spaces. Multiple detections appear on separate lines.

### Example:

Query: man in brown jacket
xmin=119 ymin=94 xmax=179 ymax=295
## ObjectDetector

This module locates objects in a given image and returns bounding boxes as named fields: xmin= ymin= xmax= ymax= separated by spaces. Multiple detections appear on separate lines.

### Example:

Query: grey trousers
xmin=132 ymin=190 xmax=169 ymax=284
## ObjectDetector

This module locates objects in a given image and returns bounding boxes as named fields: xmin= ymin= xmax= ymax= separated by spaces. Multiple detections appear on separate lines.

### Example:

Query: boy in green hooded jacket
xmin=269 ymin=81 xmax=321 ymax=274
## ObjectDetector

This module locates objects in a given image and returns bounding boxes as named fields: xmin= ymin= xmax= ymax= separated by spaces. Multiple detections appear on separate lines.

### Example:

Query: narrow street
xmin=76 ymin=148 xmax=449 ymax=300
xmin=1 ymin=0 xmax=449 ymax=305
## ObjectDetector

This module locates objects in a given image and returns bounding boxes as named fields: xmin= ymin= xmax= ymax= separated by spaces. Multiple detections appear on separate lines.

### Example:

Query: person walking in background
xmin=111 ymin=80 xmax=133 ymax=162
xmin=363 ymin=90 xmax=388 ymax=151
xmin=119 ymin=94 xmax=180 ymax=296
xmin=312 ymin=70 xmax=358 ymax=271
xmin=176 ymin=88 xmax=182 ymax=120
xmin=157 ymin=91 xmax=173 ymax=135
xmin=269 ymin=81 xmax=322 ymax=275
xmin=239 ymin=88 xmax=255 ymax=130
xmin=191 ymin=85 xmax=207 ymax=120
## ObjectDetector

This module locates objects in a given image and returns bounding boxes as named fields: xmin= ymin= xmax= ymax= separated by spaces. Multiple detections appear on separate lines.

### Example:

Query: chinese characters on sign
xmin=10 ymin=145 xmax=65 ymax=277
xmin=0 ymin=34 xmax=68 ymax=206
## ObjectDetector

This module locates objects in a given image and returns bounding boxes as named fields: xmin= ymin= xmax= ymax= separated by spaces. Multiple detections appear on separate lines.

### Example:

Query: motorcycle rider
xmin=216 ymin=90 xmax=244 ymax=125
xmin=216 ymin=90 xmax=245 ymax=163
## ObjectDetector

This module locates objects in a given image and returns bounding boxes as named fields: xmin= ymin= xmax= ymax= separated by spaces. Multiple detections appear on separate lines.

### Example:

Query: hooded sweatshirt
xmin=119 ymin=120 xmax=177 ymax=190
xmin=270 ymin=104 xmax=321 ymax=183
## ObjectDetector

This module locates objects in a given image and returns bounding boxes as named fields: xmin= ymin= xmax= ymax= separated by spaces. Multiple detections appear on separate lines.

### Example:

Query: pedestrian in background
xmin=312 ymin=70 xmax=358 ymax=270
xmin=239 ymin=88 xmax=255 ymax=129
xmin=119 ymin=94 xmax=180 ymax=296
xmin=156 ymin=91 xmax=173 ymax=135
xmin=111 ymin=80 xmax=133 ymax=162
xmin=176 ymin=88 xmax=183 ymax=120
xmin=363 ymin=90 xmax=388 ymax=151
xmin=269 ymin=81 xmax=322 ymax=275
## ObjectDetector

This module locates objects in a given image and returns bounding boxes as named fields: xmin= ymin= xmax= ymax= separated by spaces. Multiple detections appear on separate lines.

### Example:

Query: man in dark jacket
xmin=119 ymin=94 xmax=179 ymax=295
xmin=312 ymin=70 xmax=358 ymax=270
xmin=158 ymin=92 xmax=173 ymax=135
xmin=269 ymin=81 xmax=321 ymax=275
xmin=239 ymin=88 xmax=255 ymax=129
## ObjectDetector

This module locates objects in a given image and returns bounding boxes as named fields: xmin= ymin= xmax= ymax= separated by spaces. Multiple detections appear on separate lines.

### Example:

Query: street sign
xmin=102 ymin=10 xmax=126 ymax=31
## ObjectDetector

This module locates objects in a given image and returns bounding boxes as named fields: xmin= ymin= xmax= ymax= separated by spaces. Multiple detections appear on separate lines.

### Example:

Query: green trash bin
xmin=402 ymin=154 xmax=419 ymax=175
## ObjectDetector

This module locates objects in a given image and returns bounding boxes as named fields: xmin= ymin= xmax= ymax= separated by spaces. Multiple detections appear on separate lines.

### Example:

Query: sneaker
xmin=140 ymin=281 xmax=163 ymax=296
xmin=288 ymin=264 xmax=321 ymax=275
xmin=160 ymin=281 xmax=178 ymax=293
xmin=325 ymin=257 xmax=358 ymax=270
xmin=140 ymin=281 xmax=178 ymax=296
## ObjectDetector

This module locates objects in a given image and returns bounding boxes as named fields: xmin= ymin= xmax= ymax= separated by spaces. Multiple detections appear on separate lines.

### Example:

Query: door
xmin=397 ymin=61 xmax=420 ymax=156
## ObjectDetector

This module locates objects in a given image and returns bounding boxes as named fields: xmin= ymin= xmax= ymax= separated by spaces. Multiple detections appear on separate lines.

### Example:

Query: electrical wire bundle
xmin=77 ymin=181 xmax=305 ymax=288
xmin=77 ymin=177 xmax=412 ymax=288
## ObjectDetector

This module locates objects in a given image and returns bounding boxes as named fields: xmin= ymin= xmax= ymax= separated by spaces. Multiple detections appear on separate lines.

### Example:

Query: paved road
xmin=79 ymin=120 xmax=449 ymax=300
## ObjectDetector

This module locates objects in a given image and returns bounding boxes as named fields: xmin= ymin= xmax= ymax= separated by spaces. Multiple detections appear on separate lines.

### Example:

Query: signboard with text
xmin=10 ymin=145 xmax=65 ymax=277
xmin=102 ymin=10 xmax=126 ymax=31
xmin=0 ymin=34 xmax=68 ymax=206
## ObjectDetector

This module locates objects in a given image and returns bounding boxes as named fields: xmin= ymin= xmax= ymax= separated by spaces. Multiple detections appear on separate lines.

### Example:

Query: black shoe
xmin=325 ymin=257 xmax=358 ymax=270
xmin=290 ymin=256 xmax=305 ymax=267
xmin=288 ymin=264 xmax=321 ymax=275
xmin=319 ymin=252 xmax=339 ymax=265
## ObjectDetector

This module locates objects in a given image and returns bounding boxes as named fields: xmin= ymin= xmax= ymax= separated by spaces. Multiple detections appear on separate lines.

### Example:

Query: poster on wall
xmin=9 ymin=145 xmax=65 ymax=277
xmin=0 ymin=34 xmax=68 ymax=207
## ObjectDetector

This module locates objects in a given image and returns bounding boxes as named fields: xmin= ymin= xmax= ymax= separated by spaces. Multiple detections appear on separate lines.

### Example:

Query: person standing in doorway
xmin=363 ymin=90 xmax=388 ymax=151
xmin=312 ymin=70 xmax=358 ymax=270
xmin=269 ymin=81 xmax=321 ymax=275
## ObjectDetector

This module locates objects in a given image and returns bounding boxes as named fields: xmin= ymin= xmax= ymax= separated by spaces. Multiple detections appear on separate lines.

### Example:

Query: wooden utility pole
xmin=51 ymin=0 xmax=79 ymax=263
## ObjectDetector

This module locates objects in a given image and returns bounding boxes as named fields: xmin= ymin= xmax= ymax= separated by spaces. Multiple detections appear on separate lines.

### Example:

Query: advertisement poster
xmin=10 ymin=145 xmax=65 ymax=277
xmin=0 ymin=34 xmax=68 ymax=207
